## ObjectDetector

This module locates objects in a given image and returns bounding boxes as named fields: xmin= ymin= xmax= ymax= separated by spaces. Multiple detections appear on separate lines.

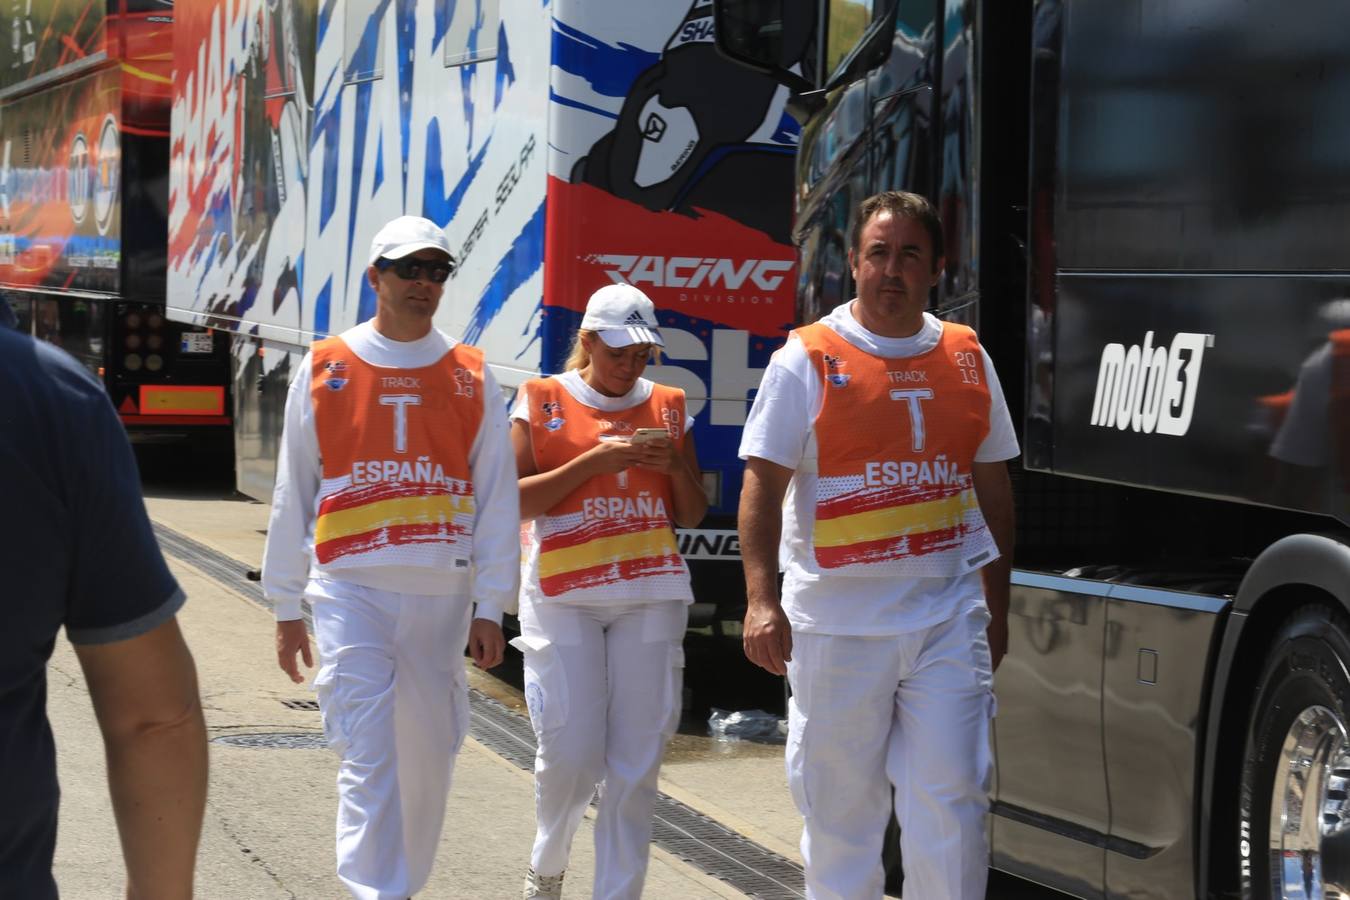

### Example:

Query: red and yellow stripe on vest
xmin=798 ymin=320 xmax=998 ymax=576
xmin=525 ymin=376 xmax=690 ymax=600
xmin=310 ymin=337 xmax=483 ymax=568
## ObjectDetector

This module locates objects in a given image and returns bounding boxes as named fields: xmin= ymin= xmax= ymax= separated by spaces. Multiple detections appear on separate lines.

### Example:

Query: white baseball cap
xmin=580 ymin=283 xmax=665 ymax=347
xmin=368 ymin=215 xmax=454 ymax=266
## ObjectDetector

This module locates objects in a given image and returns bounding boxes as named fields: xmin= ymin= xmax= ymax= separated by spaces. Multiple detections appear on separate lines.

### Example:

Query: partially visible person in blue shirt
xmin=0 ymin=324 xmax=209 ymax=897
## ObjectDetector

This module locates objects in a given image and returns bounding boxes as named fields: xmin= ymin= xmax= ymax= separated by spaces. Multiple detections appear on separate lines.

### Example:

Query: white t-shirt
xmin=261 ymin=321 xmax=521 ymax=622
xmin=510 ymin=370 xmax=696 ymax=606
xmin=738 ymin=303 xmax=1020 ymax=635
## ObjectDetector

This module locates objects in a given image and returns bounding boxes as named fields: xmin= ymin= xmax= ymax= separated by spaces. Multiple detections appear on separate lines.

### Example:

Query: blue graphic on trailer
xmin=551 ymin=20 xmax=659 ymax=98
xmin=464 ymin=200 xmax=545 ymax=345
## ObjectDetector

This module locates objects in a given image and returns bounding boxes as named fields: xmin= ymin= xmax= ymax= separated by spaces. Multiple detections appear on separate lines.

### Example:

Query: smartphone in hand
xmin=628 ymin=428 xmax=670 ymax=445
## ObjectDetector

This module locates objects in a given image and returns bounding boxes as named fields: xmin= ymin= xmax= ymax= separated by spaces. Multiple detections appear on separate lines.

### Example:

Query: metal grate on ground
xmin=155 ymin=522 xmax=806 ymax=898
xmin=280 ymin=699 xmax=321 ymax=711
xmin=213 ymin=732 xmax=329 ymax=751
xmin=153 ymin=523 xmax=312 ymax=626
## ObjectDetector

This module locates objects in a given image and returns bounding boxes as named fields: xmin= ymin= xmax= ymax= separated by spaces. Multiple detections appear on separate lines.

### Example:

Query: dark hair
xmin=850 ymin=191 xmax=944 ymax=269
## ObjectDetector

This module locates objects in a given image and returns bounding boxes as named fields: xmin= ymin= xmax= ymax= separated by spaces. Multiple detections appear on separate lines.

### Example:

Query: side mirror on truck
xmin=711 ymin=0 xmax=818 ymax=94
xmin=712 ymin=0 xmax=899 ymax=122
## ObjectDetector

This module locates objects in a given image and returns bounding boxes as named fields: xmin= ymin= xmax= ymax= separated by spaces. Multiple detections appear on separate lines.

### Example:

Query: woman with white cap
xmin=510 ymin=283 xmax=707 ymax=899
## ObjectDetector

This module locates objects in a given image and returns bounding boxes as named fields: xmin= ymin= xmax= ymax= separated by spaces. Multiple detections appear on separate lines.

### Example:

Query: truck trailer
xmin=713 ymin=0 xmax=1350 ymax=897
xmin=166 ymin=1 xmax=802 ymax=683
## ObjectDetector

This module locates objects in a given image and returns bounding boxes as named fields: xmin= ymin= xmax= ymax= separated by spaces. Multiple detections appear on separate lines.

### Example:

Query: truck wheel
xmin=1239 ymin=604 xmax=1350 ymax=898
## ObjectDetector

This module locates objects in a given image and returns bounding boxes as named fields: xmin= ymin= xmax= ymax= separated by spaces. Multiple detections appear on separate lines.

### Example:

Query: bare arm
xmin=972 ymin=460 xmax=1015 ymax=671
xmin=669 ymin=435 xmax=709 ymax=528
xmin=73 ymin=617 xmax=208 ymax=899
xmin=739 ymin=457 xmax=795 ymax=675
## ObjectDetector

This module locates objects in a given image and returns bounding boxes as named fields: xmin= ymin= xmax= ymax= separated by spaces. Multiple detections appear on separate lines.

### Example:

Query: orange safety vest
xmin=310 ymin=336 xmax=483 ymax=570
xmin=797 ymin=320 xmax=998 ymax=577
xmin=525 ymin=376 xmax=691 ymax=602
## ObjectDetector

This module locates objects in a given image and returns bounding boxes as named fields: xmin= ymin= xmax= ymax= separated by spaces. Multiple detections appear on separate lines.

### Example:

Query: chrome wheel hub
xmin=1271 ymin=705 xmax=1350 ymax=898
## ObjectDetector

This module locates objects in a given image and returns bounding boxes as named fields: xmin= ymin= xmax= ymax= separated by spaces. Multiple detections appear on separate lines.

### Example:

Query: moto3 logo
xmin=1089 ymin=330 xmax=1213 ymax=436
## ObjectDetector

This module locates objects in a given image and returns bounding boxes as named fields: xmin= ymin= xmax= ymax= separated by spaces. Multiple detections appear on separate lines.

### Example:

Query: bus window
xmin=799 ymin=180 xmax=860 ymax=324
xmin=345 ymin=0 xmax=386 ymax=84
xmin=870 ymin=90 xmax=930 ymax=218
xmin=895 ymin=0 xmax=934 ymax=39
xmin=826 ymin=0 xmax=875 ymax=81
xmin=818 ymin=233 xmax=850 ymax=317
xmin=444 ymin=0 xmax=500 ymax=67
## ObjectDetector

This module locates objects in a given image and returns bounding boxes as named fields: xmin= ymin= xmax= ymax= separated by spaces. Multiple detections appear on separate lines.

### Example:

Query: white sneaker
xmin=523 ymin=867 xmax=565 ymax=899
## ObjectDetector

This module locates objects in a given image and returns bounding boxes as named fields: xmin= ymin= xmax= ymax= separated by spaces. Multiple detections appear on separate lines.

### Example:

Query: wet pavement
xmin=42 ymin=444 xmax=1064 ymax=897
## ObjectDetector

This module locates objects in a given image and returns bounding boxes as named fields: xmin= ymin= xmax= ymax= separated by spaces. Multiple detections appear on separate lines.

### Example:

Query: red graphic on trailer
xmin=170 ymin=0 xmax=308 ymax=274
xmin=544 ymin=178 xmax=795 ymax=339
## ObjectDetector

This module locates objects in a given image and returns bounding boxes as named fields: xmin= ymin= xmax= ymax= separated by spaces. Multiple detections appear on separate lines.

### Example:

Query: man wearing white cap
xmin=263 ymin=215 xmax=520 ymax=898
xmin=509 ymin=284 xmax=707 ymax=899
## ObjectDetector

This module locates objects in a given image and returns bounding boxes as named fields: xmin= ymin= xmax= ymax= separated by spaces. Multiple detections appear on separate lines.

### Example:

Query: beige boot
xmin=523 ymin=867 xmax=565 ymax=899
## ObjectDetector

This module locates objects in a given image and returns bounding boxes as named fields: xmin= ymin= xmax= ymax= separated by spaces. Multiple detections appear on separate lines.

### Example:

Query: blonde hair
xmin=563 ymin=329 xmax=661 ymax=371
xmin=563 ymin=329 xmax=597 ymax=371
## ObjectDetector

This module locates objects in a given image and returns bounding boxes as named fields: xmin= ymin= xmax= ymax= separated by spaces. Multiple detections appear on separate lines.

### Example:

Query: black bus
xmin=713 ymin=1 xmax=1350 ymax=897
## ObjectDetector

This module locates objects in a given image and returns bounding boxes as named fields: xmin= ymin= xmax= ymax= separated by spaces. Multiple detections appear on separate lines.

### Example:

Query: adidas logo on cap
xmin=579 ymin=283 xmax=666 ymax=347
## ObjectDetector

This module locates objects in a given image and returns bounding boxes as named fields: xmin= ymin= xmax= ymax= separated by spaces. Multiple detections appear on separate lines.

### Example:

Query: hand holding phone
xmin=628 ymin=428 xmax=670 ymax=445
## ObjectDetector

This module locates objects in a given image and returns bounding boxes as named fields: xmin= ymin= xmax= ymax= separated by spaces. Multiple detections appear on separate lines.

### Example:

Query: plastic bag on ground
xmin=708 ymin=707 xmax=787 ymax=744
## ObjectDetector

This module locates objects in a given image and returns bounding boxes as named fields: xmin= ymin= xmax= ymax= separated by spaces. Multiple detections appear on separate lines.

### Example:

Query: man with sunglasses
xmin=262 ymin=215 xmax=520 ymax=898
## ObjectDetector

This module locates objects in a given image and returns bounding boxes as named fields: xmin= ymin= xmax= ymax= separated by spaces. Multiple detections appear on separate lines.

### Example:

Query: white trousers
xmin=512 ymin=599 xmax=687 ymax=900
xmin=786 ymin=604 xmax=995 ymax=900
xmin=309 ymin=579 xmax=473 ymax=900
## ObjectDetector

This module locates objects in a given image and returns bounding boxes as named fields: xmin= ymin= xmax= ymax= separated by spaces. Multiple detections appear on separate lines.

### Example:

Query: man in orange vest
xmin=738 ymin=191 xmax=1016 ymax=899
xmin=262 ymin=215 xmax=519 ymax=898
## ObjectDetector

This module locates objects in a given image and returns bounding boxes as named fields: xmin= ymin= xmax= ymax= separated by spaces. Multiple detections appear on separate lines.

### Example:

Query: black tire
xmin=1239 ymin=603 xmax=1350 ymax=899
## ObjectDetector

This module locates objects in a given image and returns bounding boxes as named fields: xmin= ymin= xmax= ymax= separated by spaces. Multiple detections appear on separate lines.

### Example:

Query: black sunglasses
xmin=375 ymin=256 xmax=456 ymax=283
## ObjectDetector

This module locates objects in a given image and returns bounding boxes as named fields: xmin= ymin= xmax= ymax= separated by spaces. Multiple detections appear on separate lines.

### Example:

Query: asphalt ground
xmin=44 ymin=443 xmax=1060 ymax=898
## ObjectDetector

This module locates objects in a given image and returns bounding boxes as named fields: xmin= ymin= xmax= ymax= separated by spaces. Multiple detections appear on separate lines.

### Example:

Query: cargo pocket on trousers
xmin=785 ymin=695 xmax=813 ymax=818
xmin=661 ymin=644 xmax=686 ymax=739
xmin=962 ymin=607 xmax=998 ymax=795
xmin=510 ymin=635 xmax=569 ymax=738
xmin=977 ymin=691 xmax=997 ymax=795
xmin=965 ymin=605 xmax=996 ymax=695
xmin=449 ymin=665 xmax=470 ymax=755
xmin=312 ymin=665 xmax=350 ymax=758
